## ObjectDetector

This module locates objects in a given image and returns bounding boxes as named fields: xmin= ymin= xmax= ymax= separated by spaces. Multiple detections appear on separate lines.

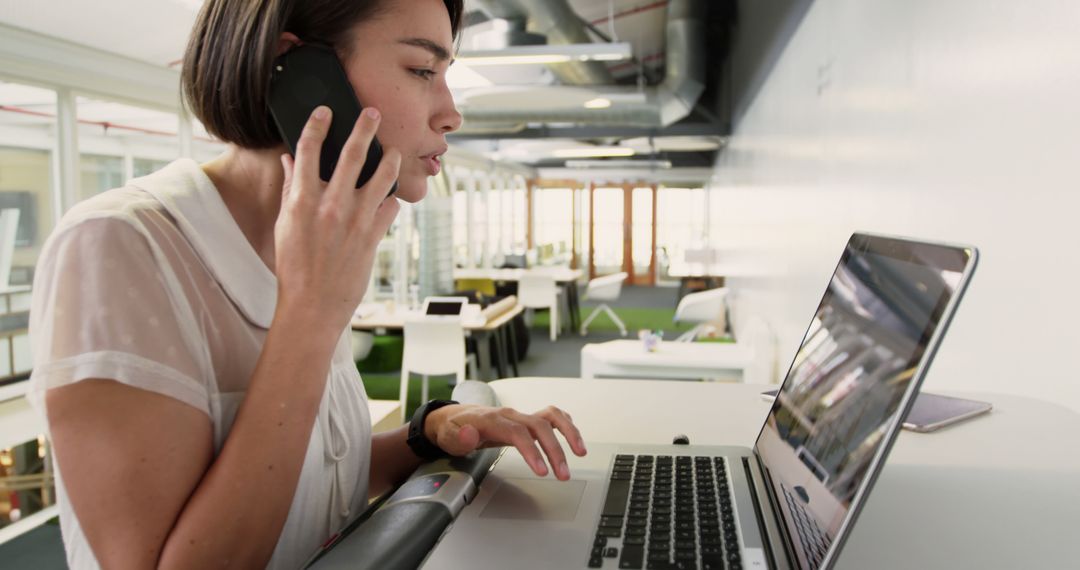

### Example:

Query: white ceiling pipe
xmin=459 ymin=0 xmax=706 ymax=131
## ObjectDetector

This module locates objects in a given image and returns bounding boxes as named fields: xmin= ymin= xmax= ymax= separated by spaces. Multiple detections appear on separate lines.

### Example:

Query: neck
xmin=201 ymin=145 xmax=286 ymax=273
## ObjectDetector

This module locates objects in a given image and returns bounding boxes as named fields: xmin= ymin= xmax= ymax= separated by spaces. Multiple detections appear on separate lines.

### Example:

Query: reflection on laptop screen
xmin=755 ymin=234 xmax=973 ymax=569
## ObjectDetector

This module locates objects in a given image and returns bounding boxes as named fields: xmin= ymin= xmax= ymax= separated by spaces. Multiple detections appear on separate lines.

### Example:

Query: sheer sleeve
xmin=28 ymin=216 xmax=210 ymax=417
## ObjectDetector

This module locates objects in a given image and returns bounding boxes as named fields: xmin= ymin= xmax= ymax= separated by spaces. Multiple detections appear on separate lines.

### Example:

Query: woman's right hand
xmin=273 ymin=105 xmax=401 ymax=337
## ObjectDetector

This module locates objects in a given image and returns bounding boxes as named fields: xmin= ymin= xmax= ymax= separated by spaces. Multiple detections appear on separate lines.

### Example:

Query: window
xmin=75 ymin=96 xmax=181 ymax=199
xmin=656 ymin=186 xmax=708 ymax=282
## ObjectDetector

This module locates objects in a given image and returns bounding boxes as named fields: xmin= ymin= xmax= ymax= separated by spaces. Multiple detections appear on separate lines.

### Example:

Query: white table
xmin=484 ymin=378 xmax=1080 ymax=569
xmin=580 ymin=339 xmax=750 ymax=381
xmin=351 ymin=304 xmax=526 ymax=381
xmin=453 ymin=267 xmax=584 ymax=331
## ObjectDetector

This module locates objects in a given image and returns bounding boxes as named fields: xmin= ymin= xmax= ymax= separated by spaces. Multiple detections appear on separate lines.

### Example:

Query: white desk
xmin=351 ymin=304 xmax=526 ymax=381
xmin=483 ymin=378 xmax=1080 ymax=569
xmin=453 ymin=268 xmax=584 ymax=331
xmin=581 ymin=340 xmax=750 ymax=381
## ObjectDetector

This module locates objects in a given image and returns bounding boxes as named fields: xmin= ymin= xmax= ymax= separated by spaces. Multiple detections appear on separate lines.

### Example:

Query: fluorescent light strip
xmin=565 ymin=159 xmax=672 ymax=169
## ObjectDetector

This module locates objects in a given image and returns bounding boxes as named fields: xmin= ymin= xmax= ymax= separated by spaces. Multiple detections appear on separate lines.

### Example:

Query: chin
xmin=393 ymin=176 xmax=429 ymax=203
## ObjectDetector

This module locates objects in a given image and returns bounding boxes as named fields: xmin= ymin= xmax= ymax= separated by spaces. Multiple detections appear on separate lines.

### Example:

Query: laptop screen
xmin=754 ymin=233 xmax=975 ymax=569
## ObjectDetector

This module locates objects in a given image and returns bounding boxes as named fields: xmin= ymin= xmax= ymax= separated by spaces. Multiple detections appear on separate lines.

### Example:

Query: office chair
xmin=673 ymin=287 xmax=728 ymax=342
xmin=579 ymin=272 xmax=629 ymax=336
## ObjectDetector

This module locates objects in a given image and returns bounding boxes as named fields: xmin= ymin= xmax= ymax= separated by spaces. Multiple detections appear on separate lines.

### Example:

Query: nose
xmin=432 ymin=80 xmax=463 ymax=134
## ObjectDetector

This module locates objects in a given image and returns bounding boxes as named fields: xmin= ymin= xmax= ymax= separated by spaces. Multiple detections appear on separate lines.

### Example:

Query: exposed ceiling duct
xmin=471 ymin=0 xmax=613 ymax=85
xmin=458 ymin=0 xmax=707 ymax=133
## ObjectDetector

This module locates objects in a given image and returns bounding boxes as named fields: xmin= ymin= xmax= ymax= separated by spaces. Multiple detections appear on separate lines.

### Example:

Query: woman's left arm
xmin=368 ymin=404 xmax=587 ymax=498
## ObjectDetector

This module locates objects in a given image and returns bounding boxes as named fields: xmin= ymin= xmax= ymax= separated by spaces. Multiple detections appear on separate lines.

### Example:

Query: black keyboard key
xmin=606 ymin=547 xmax=620 ymax=558
xmin=592 ymin=546 xmax=604 ymax=558
xmin=647 ymin=563 xmax=676 ymax=570
xmin=702 ymin=556 xmax=725 ymax=570
xmin=648 ymin=541 xmax=671 ymax=552
xmin=619 ymin=544 xmax=645 ymax=569
xmin=598 ymin=527 xmax=622 ymax=538
xmin=604 ymin=480 xmax=632 ymax=517
xmin=624 ymin=536 xmax=646 ymax=545
xmin=595 ymin=536 xmax=608 ymax=548
xmin=600 ymin=516 xmax=624 ymax=528
xmin=647 ymin=551 xmax=671 ymax=562
xmin=588 ymin=556 xmax=604 ymax=568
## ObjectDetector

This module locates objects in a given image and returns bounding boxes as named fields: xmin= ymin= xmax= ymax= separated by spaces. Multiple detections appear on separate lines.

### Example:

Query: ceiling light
xmin=552 ymin=147 xmax=635 ymax=159
xmin=584 ymin=98 xmax=612 ymax=109
xmin=565 ymin=159 xmax=672 ymax=169
xmin=457 ymin=42 xmax=632 ymax=66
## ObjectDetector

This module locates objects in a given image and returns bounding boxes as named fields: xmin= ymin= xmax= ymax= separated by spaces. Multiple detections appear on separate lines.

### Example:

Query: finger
xmin=498 ymin=419 xmax=549 ymax=477
xmin=357 ymin=147 xmax=401 ymax=213
xmin=292 ymin=106 xmax=331 ymax=198
xmin=509 ymin=411 xmax=569 ymax=480
xmin=280 ymin=153 xmax=295 ymax=202
xmin=328 ymin=107 xmax=381 ymax=201
xmin=369 ymin=195 xmax=400 ymax=237
xmin=542 ymin=406 xmax=587 ymax=457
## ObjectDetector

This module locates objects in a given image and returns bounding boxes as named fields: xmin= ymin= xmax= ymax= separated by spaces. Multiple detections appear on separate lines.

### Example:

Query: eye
xmin=410 ymin=68 xmax=436 ymax=80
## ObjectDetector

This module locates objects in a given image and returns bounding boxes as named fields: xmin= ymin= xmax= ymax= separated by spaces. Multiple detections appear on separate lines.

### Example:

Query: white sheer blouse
xmin=27 ymin=158 xmax=371 ymax=569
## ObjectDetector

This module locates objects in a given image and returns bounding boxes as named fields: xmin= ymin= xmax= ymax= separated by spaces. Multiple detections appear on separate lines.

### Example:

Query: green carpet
xmin=358 ymin=371 xmax=454 ymax=419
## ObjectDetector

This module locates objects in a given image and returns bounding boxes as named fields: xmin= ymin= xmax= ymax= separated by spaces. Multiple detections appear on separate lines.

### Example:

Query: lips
xmin=422 ymin=155 xmax=441 ymax=176
xmin=420 ymin=146 xmax=447 ymax=176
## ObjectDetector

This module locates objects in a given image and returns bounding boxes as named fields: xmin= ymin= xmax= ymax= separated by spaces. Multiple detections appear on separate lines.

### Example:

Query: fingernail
xmin=313 ymin=106 xmax=330 ymax=120
xmin=535 ymin=460 xmax=548 ymax=476
xmin=560 ymin=461 xmax=569 ymax=479
xmin=364 ymin=107 xmax=380 ymax=120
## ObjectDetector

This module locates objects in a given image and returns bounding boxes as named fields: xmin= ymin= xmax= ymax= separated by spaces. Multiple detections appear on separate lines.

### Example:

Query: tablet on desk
xmin=422 ymin=296 xmax=468 ymax=316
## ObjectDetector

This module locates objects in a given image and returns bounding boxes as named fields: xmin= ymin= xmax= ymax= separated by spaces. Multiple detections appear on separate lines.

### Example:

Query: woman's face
xmin=341 ymin=0 xmax=462 ymax=203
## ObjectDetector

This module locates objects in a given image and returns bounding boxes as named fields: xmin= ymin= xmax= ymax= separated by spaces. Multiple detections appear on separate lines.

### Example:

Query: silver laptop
xmin=422 ymin=233 xmax=978 ymax=570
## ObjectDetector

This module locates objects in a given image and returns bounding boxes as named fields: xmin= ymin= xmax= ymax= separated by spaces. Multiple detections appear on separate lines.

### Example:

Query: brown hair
xmin=181 ymin=0 xmax=464 ymax=149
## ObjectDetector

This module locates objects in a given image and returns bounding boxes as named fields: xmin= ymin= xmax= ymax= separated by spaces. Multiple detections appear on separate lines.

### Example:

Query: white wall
xmin=711 ymin=0 xmax=1080 ymax=411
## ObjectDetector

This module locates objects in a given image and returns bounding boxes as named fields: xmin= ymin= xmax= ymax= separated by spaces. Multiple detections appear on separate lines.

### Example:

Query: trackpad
xmin=479 ymin=478 xmax=586 ymax=521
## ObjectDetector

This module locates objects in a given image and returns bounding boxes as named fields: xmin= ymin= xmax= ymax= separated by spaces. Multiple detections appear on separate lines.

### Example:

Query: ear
xmin=276 ymin=32 xmax=302 ymax=56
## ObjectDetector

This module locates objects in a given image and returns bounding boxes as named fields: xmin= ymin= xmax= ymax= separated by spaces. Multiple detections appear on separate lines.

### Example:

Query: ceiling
xmin=0 ymin=0 xmax=733 ymax=170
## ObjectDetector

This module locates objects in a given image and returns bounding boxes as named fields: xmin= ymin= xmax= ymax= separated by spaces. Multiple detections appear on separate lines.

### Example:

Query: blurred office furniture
xmin=0 ymin=209 xmax=19 ymax=288
xmin=673 ymin=287 xmax=728 ymax=342
xmin=454 ymin=267 xmax=583 ymax=332
xmin=480 ymin=295 xmax=522 ymax=378
xmin=454 ymin=277 xmax=496 ymax=298
xmin=400 ymin=318 xmax=476 ymax=422
xmin=354 ymin=300 xmax=523 ymax=382
xmin=579 ymin=272 xmax=629 ymax=337
xmin=351 ymin=331 xmax=375 ymax=361
xmin=518 ymin=273 xmax=561 ymax=341
xmin=367 ymin=399 xmax=403 ymax=433
xmin=580 ymin=339 xmax=750 ymax=382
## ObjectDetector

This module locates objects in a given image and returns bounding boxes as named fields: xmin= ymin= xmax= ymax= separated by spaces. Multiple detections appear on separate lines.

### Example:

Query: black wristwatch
xmin=407 ymin=399 xmax=458 ymax=460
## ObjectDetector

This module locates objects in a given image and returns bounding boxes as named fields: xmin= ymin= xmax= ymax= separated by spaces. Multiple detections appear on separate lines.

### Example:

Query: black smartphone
xmin=268 ymin=43 xmax=396 ymax=195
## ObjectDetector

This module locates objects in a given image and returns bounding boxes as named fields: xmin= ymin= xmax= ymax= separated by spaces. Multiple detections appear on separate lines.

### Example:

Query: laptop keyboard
xmin=781 ymin=484 xmax=829 ymax=569
xmin=589 ymin=454 xmax=742 ymax=570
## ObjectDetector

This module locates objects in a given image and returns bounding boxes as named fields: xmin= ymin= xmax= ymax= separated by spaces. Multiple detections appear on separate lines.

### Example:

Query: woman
xmin=26 ymin=0 xmax=586 ymax=567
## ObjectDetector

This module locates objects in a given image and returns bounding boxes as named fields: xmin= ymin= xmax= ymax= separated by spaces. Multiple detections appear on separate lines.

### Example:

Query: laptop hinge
xmin=745 ymin=453 xmax=796 ymax=570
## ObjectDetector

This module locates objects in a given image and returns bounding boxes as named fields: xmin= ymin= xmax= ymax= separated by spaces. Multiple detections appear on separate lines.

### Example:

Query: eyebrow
xmin=398 ymin=37 xmax=454 ymax=64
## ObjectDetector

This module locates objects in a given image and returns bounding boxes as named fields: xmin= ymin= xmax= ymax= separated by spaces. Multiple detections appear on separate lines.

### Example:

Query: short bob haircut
xmin=181 ymin=0 xmax=464 ymax=149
